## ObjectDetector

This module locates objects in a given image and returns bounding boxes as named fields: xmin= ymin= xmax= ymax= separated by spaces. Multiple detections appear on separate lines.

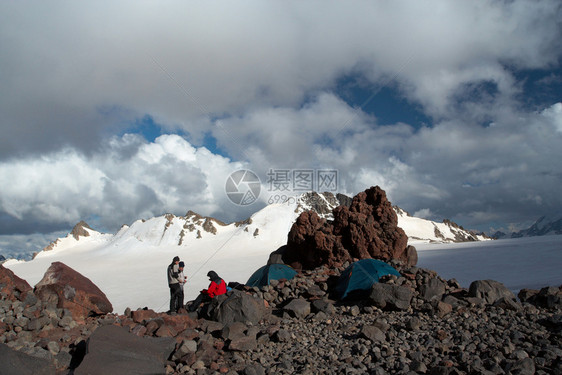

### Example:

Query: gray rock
xmin=171 ymin=339 xmax=197 ymax=361
xmin=74 ymin=325 xmax=175 ymax=375
xmin=283 ymin=298 xmax=311 ymax=319
xmin=311 ymin=299 xmax=336 ymax=315
xmin=368 ymin=283 xmax=413 ymax=310
xmin=305 ymin=284 xmax=325 ymax=298
xmin=507 ymin=357 xmax=535 ymax=375
xmin=244 ymin=363 xmax=266 ymax=375
xmin=406 ymin=317 xmax=422 ymax=331
xmin=410 ymin=360 xmax=427 ymax=373
xmin=468 ymin=280 xmax=516 ymax=305
xmin=0 ymin=343 xmax=56 ymax=375
xmin=274 ymin=329 xmax=291 ymax=343
xmin=435 ymin=301 xmax=453 ymax=317
xmin=221 ymin=321 xmax=247 ymax=340
xmin=209 ymin=290 xmax=266 ymax=325
xmin=228 ymin=335 xmax=257 ymax=351
xmin=359 ymin=325 xmax=385 ymax=342
xmin=493 ymin=297 xmax=522 ymax=311
xmin=420 ymin=278 xmax=446 ymax=301
xmin=54 ymin=350 xmax=73 ymax=370
xmin=46 ymin=341 xmax=59 ymax=355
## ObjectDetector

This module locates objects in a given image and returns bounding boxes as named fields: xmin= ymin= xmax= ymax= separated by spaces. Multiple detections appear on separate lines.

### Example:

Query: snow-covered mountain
xmin=494 ymin=215 xmax=562 ymax=239
xmin=4 ymin=192 xmax=488 ymax=314
xmin=394 ymin=206 xmax=490 ymax=244
xmin=34 ymin=192 xmax=485 ymax=256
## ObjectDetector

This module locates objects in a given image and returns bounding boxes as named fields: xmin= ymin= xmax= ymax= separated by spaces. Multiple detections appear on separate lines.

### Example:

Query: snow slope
xmin=5 ymin=201 xmax=301 ymax=314
xmin=5 ymin=192 xmax=493 ymax=313
xmin=395 ymin=207 xmax=490 ymax=244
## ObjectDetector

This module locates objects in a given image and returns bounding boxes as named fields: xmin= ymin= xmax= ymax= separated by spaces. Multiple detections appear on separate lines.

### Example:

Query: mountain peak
xmin=70 ymin=221 xmax=93 ymax=240
xmin=296 ymin=191 xmax=340 ymax=218
xmin=512 ymin=215 xmax=562 ymax=237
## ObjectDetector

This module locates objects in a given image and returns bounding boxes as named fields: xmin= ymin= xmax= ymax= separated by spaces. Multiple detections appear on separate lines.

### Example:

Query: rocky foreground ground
xmin=1 ymin=260 xmax=561 ymax=375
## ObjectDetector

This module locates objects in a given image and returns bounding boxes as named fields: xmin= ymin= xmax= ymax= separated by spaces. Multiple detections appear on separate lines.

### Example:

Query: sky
xmin=1 ymin=1 xmax=562 ymax=258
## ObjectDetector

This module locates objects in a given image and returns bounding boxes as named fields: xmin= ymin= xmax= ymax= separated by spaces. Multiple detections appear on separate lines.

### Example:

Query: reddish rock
xmin=34 ymin=262 xmax=113 ymax=323
xmin=283 ymin=186 xmax=417 ymax=269
xmin=177 ymin=328 xmax=200 ymax=341
xmin=145 ymin=319 xmax=163 ymax=335
xmin=155 ymin=324 xmax=177 ymax=337
xmin=160 ymin=314 xmax=198 ymax=333
xmin=0 ymin=321 xmax=8 ymax=335
xmin=0 ymin=264 xmax=32 ymax=300
xmin=130 ymin=325 xmax=147 ymax=337
xmin=131 ymin=309 xmax=158 ymax=324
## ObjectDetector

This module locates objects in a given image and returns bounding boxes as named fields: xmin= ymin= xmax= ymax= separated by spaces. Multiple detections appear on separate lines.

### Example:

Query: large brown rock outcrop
xmin=0 ymin=264 xmax=32 ymax=301
xmin=34 ymin=262 xmax=113 ymax=322
xmin=283 ymin=186 xmax=416 ymax=269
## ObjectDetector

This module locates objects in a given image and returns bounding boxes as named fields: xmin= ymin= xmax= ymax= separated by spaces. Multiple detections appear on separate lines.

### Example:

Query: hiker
xmin=177 ymin=261 xmax=186 ymax=311
xmin=188 ymin=270 xmax=227 ymax=311
xmin=167 ymin=256 xmax=181 ymax=313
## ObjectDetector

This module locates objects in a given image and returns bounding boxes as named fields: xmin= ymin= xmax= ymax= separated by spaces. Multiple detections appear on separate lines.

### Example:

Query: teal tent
xmin=335 ymin=259 xmax=400 ymax=299
xmin=246 ymin=264 xmax=297 ymax=287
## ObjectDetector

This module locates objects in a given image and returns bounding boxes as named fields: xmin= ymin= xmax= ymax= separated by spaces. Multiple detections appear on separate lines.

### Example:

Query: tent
xmin=335 ymin=259 xmax=400 ymax=299
xmin=246 ymin=264 xmax=297 ymax=288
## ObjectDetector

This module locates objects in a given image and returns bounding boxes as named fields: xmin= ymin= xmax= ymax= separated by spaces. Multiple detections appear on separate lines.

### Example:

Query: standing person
xmin=167 ymin=256 xmax=181 ymax=314
xmin=188 ymin=270 xmax=227 ymax=312
xmin=177 ymin=261 xmax=186 ymax=312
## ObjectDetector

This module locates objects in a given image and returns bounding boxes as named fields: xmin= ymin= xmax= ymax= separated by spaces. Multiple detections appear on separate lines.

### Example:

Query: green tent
xmin=335 ymin=259 xmax=400 ymax=299
xmin=246 ymin=264 xmax=297 ymax=287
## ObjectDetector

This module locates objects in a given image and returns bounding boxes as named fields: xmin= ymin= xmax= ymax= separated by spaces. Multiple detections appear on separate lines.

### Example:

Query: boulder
xmin=208 ymin=290 xmax=266 ymax=325
xmin=311 ymin=299 xmax=336 ymax=315
xmin=0 ymin=342 xmax=56 ymax=375
xmin=283 ymin=298 xmax=311 ymax=319
xmin=519 ymin=286 xmax=562 ymax=309
xmin=420 ymin=278 xmax=446 ymax=302
xmin=283 ymin=186 xmax=416 ymax=269
xmin=220 ymin=322 xmax=247 ymax=341
xmin=368 ymin=283 xmax=413 ymax=311
xmin=359 ymin=325 xmax=386 ymax=342
xmin=131 ymin=309 xmax=158 ymax=324
xmin=468 ymin=280 xmax=516 ymax=305
xmin=74 ymin=325 xmax=175 ymax=375
xmin=228 ymin=335 xmax=258 ymax=351
xmin=435 ymin=301 xmax=453 ymax=317
xmin=0 ymin=264 xmax=32 ymax=301
xmin=34 ymin=262 xmax=112 ymax=322
xmin=171 ymin=339 xmax=197 ymax=361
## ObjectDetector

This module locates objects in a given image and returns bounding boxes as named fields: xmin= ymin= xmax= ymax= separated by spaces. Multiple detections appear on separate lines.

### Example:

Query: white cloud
xmin=541 ymin=102 xmax=562 ymax=132
xmin=1 ymin=1 xmax=561 ymax=157
xmin=0 ymin=134 xmax=254 ymax=232
xmin=413 ymin=209 xmax=433 ymax=220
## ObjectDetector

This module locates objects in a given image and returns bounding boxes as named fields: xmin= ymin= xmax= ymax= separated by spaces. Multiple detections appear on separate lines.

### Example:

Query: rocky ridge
xmin=283 ymin=187 xmax=416 ymax=269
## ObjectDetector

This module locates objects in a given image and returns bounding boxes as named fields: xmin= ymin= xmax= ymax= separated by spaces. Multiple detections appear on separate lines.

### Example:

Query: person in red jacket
xmin=188 ymin=270 xmax=227 ymax=311
xmin=202 ymin=270 xmax=227 ymax=298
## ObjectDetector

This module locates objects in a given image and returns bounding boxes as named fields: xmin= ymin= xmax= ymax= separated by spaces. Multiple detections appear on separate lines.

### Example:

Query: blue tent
xmin=246 ymin=264 xmax=297 ymax=287
xmin=335 ymin=259 xmax=400 ymax=299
